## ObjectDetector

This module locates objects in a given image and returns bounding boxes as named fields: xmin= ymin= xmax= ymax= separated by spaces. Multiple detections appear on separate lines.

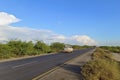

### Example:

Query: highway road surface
xmin=0 ymin=48 xmax=94 ymax=80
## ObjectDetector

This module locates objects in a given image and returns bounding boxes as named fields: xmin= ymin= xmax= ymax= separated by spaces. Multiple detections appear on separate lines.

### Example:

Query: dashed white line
xmin=12 ymin=61 xmax=38 ymax=69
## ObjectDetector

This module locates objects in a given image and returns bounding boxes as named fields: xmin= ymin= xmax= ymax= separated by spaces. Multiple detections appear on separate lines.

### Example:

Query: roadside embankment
xmin=81 ymin=48 xmax=120 ymax=80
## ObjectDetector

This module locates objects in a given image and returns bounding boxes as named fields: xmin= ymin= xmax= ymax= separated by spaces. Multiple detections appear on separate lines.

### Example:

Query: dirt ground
xmin=112 ymin=53 xmax=120 ymax=61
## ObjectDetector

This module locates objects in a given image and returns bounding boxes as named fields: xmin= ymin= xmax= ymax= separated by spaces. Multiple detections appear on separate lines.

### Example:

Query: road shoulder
xmin=34 ymin=49 xmax=94 ymax=80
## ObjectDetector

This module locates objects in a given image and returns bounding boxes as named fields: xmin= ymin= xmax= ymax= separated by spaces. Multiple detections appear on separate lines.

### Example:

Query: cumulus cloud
xmin=0 ymin=12 xmax=97 ymax=45
xmin=0 ymin=25 xmax=97 ymax=45
xmin=0 ymin=12 xmax=20 ymax=25
xmin=70 ymin=35 xmax=97 ymax=45
xmin=0 ymin=25 xmax=53 ymax=42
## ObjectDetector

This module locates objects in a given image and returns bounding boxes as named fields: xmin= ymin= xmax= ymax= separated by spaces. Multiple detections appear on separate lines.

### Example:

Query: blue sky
xmin=0 ymin=0 xmax=120 ymax=45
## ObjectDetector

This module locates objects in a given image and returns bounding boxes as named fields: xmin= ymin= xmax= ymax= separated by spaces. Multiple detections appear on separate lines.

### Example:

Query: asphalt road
xmin=0 ymin=48 xmax=94 ymax=80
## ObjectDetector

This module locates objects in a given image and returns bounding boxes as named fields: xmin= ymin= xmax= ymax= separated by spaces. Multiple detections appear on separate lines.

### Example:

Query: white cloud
xmin=0 ymin=25 xmax=97 ymax=45
xmin=0 ymin=12 xmax=20 ymax=25
xmin=0 ymin=25 xmax=52 ymax=42
xmin=48 ymin=34 xmax=66 ymax=43
xmin=0 ymin=12 xmax=97 ymax=45
xmin=70 ymin=35 xmax=97 ymax=45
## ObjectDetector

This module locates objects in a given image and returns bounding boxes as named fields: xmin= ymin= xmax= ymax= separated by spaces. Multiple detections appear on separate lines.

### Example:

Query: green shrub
xmin=81 ymin=48 xmax=120 ymax=80
xmin=7 ymin=40 xmax=34 ymax=56
xmin=34 ymin=41 xmax=51 ymax=54
xmin=0 ymin=44 xmax=16 ymax=59
xmin=92 ymin=48 xmax=113 ymax=60
xmin=100 ymin=46 xmax=120 ymax=53
xmin=81 ymin=59 xmax=120 ymax=80
xmin=72 ymin=45 xmax=95 ymax=50
xmin=50 ymin=42 xmax=65 ymax=52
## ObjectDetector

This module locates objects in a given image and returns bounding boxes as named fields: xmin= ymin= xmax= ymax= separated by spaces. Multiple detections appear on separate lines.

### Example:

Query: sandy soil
xmin=112 ymin=53 xmax=120 ymax=61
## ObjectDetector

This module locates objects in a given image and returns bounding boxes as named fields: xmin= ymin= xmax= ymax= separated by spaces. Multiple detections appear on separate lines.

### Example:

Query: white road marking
xmin=12 ymin=61 xmax=38 ymax=69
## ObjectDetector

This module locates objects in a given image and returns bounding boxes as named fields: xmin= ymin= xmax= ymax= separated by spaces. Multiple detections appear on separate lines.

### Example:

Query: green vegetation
xmin=34 ymin=41 xmax=51 ymax=54
xmin=81 ymin=48 xmax=120 ymax=80
xmin=7 ymin=40 xmax=35 ymax=56
xmin=72 ymin=45 xmax=94 ymax=50
xmin=100 ymin=46 xmax=120 ymax=53
xmin=0 ymin=40 xmax=63 ymax=59
xmin=50 ymin=42 xmax=65 ymax=52
xmin=0 ymin=44 xmax=15 ymax=59
xmin=91 ymin=48 xmax=113 ymax=60
xmin=0 ymin=40 xmax=92 ymax=60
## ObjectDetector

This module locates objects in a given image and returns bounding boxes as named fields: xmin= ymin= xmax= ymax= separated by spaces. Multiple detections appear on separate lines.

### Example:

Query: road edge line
xmin=32 ymin=48 xmax=96 ymax=80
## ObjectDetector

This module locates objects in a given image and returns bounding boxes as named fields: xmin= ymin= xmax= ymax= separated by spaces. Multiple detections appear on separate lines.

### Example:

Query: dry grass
xmin=81 ymin=48 xmax=120 ymax=80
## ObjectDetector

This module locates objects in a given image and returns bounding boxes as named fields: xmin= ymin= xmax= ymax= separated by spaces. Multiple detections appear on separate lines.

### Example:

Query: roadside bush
xmin=0 ymin=40 xmax=95 ymax=60
xmin=7 ymin=40 xmax=34 ymax=56
xmin=81 ymin=59 xmax=120 ymax=80
xmin=0 ymin=44 xmax=15 ymax=59
xmin=92 ymin=48 xmax=113 ymax=60
xmin=0 ymin=40 xmax=68 ymax=59
xmin=50 ymin=42 xmax=65 ymax=52
xmin=100 ymin=46 xmax=120 ymax=53
xmin=34 ymin=41 xmax=51 ymax=54
xmin=19 ymin=41 xmax=35 ymax=55
xmin=72 ymin=45 xmax=82 ymax=49
xmin=81 ymin=48 xmax=120 ymax=80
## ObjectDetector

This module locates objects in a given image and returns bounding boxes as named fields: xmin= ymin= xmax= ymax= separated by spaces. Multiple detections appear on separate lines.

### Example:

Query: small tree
xmin=72 ymin=45 xmax=82 ymax=49
xmin=34 ymin=41 xmax=51 ymax=54
xmin=50 ymin=42 xmax=65 ymax=52
xmin=7 ymin=40 xmax=34 ymax=56
xmin=7 ymin=40 xmax=24 ymax=56
xmin=0 ymin=44 xmax=15 ymax=59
